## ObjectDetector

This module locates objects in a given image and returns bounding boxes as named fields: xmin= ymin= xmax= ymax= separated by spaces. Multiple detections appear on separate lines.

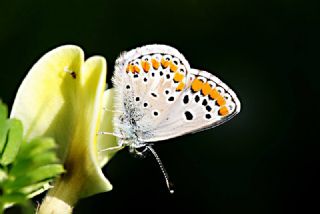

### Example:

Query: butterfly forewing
xmin=112 ymin=44 xmax=240 ymax=143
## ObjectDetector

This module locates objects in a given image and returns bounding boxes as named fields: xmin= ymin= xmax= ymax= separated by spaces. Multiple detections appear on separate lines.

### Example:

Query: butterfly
xmin=102 ymin=44 xmax=241 ymax=193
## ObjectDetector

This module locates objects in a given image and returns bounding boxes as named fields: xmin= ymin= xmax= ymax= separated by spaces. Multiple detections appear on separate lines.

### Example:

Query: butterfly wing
xmin=143 ymin=68 xmax=241 ymax=142
xmin=112 ymin=44 xmax=240 ymax=143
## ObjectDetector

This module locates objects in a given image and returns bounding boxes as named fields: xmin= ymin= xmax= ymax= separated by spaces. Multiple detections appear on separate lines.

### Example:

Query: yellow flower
xmin=10 ymin=45 xmax=119 ymax=213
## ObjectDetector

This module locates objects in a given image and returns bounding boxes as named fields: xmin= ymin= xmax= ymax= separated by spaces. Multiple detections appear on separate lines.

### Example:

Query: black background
xmin=1 ymin=0 xmax=319 ymax=213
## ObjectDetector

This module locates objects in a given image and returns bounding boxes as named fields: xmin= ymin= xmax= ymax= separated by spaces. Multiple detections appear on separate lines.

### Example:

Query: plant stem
xmin=38 ymin=195 xmax=72 ymax=214
xmin=37 ymin=175 xmax=80 ymax=214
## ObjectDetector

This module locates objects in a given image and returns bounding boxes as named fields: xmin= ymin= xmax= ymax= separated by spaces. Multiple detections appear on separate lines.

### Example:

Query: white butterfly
xmin=103 ymin=44 xmax=241 ymax=193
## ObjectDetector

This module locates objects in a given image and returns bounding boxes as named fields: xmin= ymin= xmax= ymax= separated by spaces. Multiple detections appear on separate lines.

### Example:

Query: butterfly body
xmin=112 ymin=44 xmax=240 ymax=155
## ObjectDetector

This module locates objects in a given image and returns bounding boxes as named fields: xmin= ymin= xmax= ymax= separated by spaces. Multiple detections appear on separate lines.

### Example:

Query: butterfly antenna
xmin=97 ymin=131 xmax=123 ymax=139
xmin=146 ymin=145 xmax=174 ymax=194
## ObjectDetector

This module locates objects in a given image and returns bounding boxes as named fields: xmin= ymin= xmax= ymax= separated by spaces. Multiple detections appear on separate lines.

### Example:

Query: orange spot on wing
xmin=217 ymin=96 xmax=226 ymax=106
xmin=176 ymin=82 xmax=185 ymax=91
xmin=151 ymin=59 xmax=160 ymax=69
xmin=161 ymin=58 xmax=170 ymax=68
xmin=209 ymin=88 xmax=219 ymax=100
xmin=133 ymin=65 xmax=140 ymax=73
xmin=170 ymin=62 xmax=178 ymax=72
xmin=191 ymin=78 xmax=204 ymax=92
xmin=126 ymin=64 xmax=134 ymax=73
xmin=201 ymin=82 xmax=212 ymax=96
xmin=173 ymin=72 xmax=184 ymax=83
xmin=209 ymin=88 xmax=226 ymax=106
xmin=141 ymin=61 xmax=150 ymax=72
xmin=219 ymin=106 xmax=229 ymax=116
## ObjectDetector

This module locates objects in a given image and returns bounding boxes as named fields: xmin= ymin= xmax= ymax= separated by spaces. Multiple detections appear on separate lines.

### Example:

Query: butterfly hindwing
xmin=144 ymin=68 xmax=241 ymax=142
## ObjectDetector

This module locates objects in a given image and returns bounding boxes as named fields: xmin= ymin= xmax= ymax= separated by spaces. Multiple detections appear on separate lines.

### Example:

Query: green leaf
xmin=10 ymin=153 xmax=59 ymax=177
xmin=17 ymin=137 xmax=56 ymax=160
xmin=1 ymin=100 xmax=64 ymax=212
xmin=21 ymin=181 xmax=52 ymax=196
xmin=0 ymin=120 xmax=9 ymax=155
xmin=0 ymin=168 xmax=7 ymax=183
xmin=5 ymin=164 xmax=65 ymax=191
xmin=9 ymin=137 xmax=59 ymax=177
xmin=0 ymin=192 xmax=27 ymax=204
xmin=0 ymin=119 xmax=23 ymax=165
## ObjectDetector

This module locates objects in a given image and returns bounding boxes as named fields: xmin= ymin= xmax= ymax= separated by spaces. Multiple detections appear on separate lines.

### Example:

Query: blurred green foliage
xmin=0 ymin=101 xmax=64 ymax=213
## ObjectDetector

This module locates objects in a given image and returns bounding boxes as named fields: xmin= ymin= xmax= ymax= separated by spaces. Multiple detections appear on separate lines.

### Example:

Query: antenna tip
xmin=169 ymin=189 xmax=175 ymax=194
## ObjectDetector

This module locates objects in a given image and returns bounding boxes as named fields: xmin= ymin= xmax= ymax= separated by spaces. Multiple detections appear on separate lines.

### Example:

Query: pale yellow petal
xmin=10 ymin=45 xmax=113 ymax=200
xmin=97 ymin=88 xmax=118 ymax=167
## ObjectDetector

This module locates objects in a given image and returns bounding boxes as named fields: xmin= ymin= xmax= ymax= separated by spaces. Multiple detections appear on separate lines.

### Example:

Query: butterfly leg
xmin=97 ymin=131 xmax=123 ymax=139
xmin=127 ymin=144 xmax=148 ymax=158
xmin=99 ymin=144 xmax=124 ymax=152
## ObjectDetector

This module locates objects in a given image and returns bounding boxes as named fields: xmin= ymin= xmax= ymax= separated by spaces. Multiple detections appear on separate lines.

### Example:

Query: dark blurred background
xmin=1 ymin=0 xmax=319 ymax=213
